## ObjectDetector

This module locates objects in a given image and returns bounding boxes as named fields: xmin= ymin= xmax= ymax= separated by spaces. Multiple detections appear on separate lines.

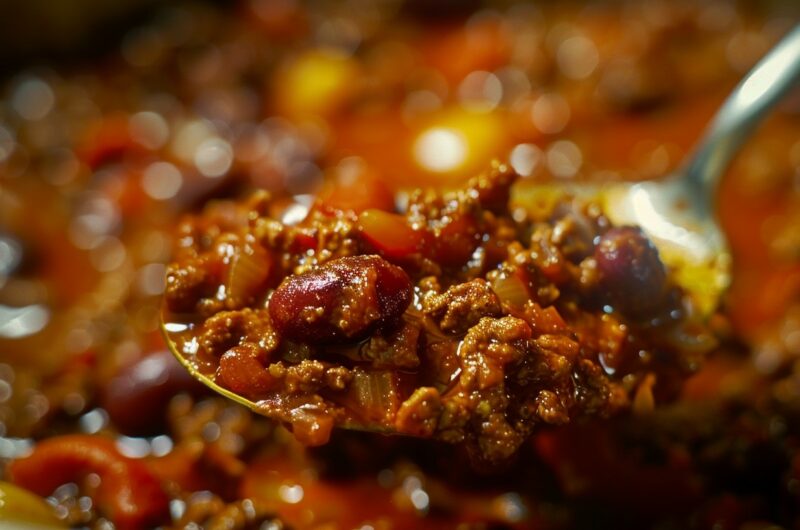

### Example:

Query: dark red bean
xmin=268 ymin=255 xmax=412 ymax=344
xmin=9 ymin=435 xmax=170 ymax=530
xmin=101 ymin=350 xmax=205 ymax=436
xmin=593 ymin=226 xmax=667 ymax=316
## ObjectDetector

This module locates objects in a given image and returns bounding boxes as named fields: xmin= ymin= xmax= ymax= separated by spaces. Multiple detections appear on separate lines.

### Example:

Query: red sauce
xmin=0 ymin=2 xmax=799 ymax=529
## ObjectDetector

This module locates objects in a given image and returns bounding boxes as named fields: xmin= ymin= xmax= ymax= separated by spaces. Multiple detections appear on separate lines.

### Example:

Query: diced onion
xmin=491 ymin=272 xmax=531 ymax=309
xmin=345 ymin=369 xmax=401 ymax=424
xmin=227 ymin=244 xmax=270 ymax=305
xmin=358 ymin=209 xmax=422 ymax=260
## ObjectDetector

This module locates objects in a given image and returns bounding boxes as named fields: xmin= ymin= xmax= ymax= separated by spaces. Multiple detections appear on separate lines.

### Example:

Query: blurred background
xmin=1 ymin=1 xmax=800 ymax=527
xmin=2 ymin=0 xmax=799 ymax=358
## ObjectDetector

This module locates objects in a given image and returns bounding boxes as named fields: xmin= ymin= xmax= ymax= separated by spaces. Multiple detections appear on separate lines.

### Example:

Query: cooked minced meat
xmin=163 ymin=162 xmax=712 ymax=464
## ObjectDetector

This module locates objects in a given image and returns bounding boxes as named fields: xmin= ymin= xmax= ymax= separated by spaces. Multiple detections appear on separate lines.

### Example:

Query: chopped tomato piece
xmin=320 ymin=163 xmax=395 ymax=213
xmin=289 ymin=228 xmax=318 ymax=253
xmin=9 ymin=435 xmax=169 ymax=530
xmin=358 ymin=209 xmax=423 ymax=259
xmin=218 ymin=345 xmax=276 ymax=398
xmin=524 ymin=302 xmax=567 ymax=334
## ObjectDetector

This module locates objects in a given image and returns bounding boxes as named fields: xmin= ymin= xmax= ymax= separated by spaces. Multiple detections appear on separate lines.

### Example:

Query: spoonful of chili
xmin=160 ymin=25 xmax=800 ymax=462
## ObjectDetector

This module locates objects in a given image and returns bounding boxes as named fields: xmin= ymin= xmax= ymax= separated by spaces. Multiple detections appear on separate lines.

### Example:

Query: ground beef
xmin=163 ymin=162 xmax=713 ymax=464
xmin=422 ymin=279 xmax=502 ymax=334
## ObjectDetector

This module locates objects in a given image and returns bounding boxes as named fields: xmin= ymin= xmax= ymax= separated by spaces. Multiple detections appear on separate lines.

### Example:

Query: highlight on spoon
xmin=510 ymin=181 xmax=730 ymax=317
xmin=598 ymin=182 xmax=731 ymax=318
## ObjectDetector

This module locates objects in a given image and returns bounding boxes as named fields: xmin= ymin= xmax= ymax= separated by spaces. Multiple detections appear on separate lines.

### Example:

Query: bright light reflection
xmin=510 ymin=143 xmax=543 ymax=177
xmin=0 ymin=304 xmax=49 ymax=339
xmin=413 ymin=127 xmax=467 ymax=172
xmin=142 ymin=162 xmax=183 ymax=200
xmin=734 ymin=28 xmax=798 ymax=109
xmin=195 ymin=138 xmax=233 ymax=178
xmin=0 ymin=236 xmax=22 ymax=281
xmin=629 ymin=185 xmax=709 ymax=260
xmin=557 ymin=35 xmax=599 ymax=80
xmin=0 ymin=437 xmax=33 ymax=459
xmin=163 ymin=322 xmax=190 ymax=333
xmin=130 ymin=111 xmax=169 ymax=149
xmin=458 ymin=70 xmax=503 ymax=112
xmin=278 ymin=484 xmax=304 ymax=504
xmin=134 ymin=355 xmax=170 ymax=384
xmin=546 ymin=140 xmax=582 ymax=178
xmin=116 ymin=436 xmax=151 ymax=458
xmin=12 ymin=78 xmax=55 ymax=121
xmin=281 ymin=203 xmax=310 ymax=226
xmin=410 ymin=489 xmax=430 ymax=511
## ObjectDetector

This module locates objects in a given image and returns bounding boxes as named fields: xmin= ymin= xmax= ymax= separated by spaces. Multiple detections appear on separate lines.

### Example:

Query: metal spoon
xmin=519 ymin=24 xmax=800 ymax=316
xmin=162 ymin=25 xmax=800 ymax=432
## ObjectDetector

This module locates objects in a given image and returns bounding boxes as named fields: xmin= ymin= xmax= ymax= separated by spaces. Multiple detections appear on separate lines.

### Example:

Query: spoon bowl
xmin=512 ymin=178 xmax=731 ymax=316
xmin=517 ymin=24 xmax=800 ymax=316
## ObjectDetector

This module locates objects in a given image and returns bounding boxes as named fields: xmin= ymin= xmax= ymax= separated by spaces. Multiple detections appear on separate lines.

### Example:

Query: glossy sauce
xmin=0 ymin=2 xmax=799 ymax=529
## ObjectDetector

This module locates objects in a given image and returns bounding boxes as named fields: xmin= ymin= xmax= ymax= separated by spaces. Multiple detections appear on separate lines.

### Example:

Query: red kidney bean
xmin=269 ymin=255 xmax=412 ymax=344
xmin=101 ymin=350 xmax=206 ymax=436
xmin=593 ymin=226 xmax=667 ymax=316
xmin=8 ymin=435 xmax=170 ymax=530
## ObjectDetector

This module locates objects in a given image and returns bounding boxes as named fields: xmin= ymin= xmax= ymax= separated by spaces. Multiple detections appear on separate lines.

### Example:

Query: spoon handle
xmin=684 ymin=24 xmax=800 ymax=207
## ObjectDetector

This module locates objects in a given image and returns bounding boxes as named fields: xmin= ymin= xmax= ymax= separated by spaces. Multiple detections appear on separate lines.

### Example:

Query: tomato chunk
xmin=320 ymin=168 xmax=395 ymax=213
xmin=358 ymin=209 xmax=424 ymax=260
xmin=9 ymin=435 xmax=170 ymax=530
